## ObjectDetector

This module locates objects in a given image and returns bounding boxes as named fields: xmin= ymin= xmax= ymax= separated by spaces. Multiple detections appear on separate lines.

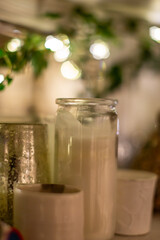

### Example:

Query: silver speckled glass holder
xmin=0 ymin=123 xmax=51 ymax=225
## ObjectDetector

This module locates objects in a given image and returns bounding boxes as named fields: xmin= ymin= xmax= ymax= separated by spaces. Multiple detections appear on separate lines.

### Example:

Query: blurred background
xmin=0 ymin=0 xmax=160 ymax=192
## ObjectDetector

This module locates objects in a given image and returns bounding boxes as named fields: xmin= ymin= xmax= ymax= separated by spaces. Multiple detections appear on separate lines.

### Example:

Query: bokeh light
xmin=54 ymin=46 xmax=70 ymax=62
xmin=149 ymin=26 xmax=160 ymax=43
xmin=45 ymin=35 xmax=64 ymax=52
xmin=61 ymin=61 xmax=81 ymax=80
xmin=90 ymin=40 xmax=110 ymax=60
xmin=0 ymin=74 xmax=4 ymax=84
xmin=7 ymin=38 xmax=22 ymax=52
xmin=56 ymin=34 xmax=70 ymax=46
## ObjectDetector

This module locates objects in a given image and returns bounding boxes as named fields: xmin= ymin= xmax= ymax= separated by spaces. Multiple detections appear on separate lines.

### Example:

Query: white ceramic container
xmin=116 ymin=169 xmax=157 ymax=236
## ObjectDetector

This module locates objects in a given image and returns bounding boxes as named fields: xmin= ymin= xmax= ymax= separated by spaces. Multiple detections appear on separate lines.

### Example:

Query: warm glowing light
xmin=56 ymin=34 xmax=70 ymax=46
xmin=54 ymin=46 xmax=70 ymax=62
xmin=149 ymin=26 xmax=160 ymax=43
xmin=61 ymin=61 xmax=81 ymax=80
xmin=89 ymin=40 xmax=110 ymax=60
xmin=0 ymin=74 xmax=4 ymax=84
xmin=45 ymin=35 xmax=64 ymax=51
xmin=7 ymin=38 xmax=22 ymax=52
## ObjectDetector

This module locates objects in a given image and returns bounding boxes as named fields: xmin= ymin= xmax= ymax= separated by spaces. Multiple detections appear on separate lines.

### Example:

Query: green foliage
xmin=140 ymin=39 xmax=152 ymax=61
xmin=0 ymin=83 xmax=5 ymax=91
xmin=126 ymin=18 xmax=139 ymax=32
xmin=107 ymin=65 xmax=123 ymax=92
xmin=72 ymin=6 xmax=115 ymax=39
xmin=0 ymin=34 xmax=49 ymax=86
xmin=0 ymin=49 xmax=6 ymax=58
xmin=0 ymin=74 xmax=13 ymax=91
xmin=44 ymin=12 xmax=61 ymax=19
xmin=0 ymin=7 xmax=160 ymax=97
xmin=6 ymin=75 xmax=13 ymax=85
xmin=31 ymin=51 xmax=48 ymax=76
xmin=73 ymin=6 xmax=98 ymax=24
xmin=0 ymin=50 xmax=12 ymax=69
xmin=95 ymin=22 xmax=115 ymax=39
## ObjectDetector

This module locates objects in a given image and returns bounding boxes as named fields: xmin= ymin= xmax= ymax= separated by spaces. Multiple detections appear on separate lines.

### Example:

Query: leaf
xmin=23 ymin=34 xmax=45 ymax=51
xmin=56 ymin=26 xmax=76 ymax=37
xmin=107 ymin=65 xmax=123 ymax=91
xmin=0 ymin=84 xmax=5 ymax=91
xmin=31 ymin=51 xmax=48 ymax=77
xmin=0 ymin=49 xmax=6 ymax=58
xmin=96 ymin=22 xmax=115 ymax=39
xmin=140 ymin=40 xmax=152 ymax=61
xmin=73 ymin=6 xmax=97 ymax=24
xmin=44 ymin=12 xmax=61 ymax=19
xmin=5 ymin=75 xmax=13 ymax=85
xmin=126 ymin=18 xmax=138 ymax=33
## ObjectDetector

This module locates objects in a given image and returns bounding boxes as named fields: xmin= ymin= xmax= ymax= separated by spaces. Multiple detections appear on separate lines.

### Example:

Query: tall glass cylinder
xmin=0 ymin=123 xmax=51 ymax=225
xmin=54 ymin=98 xmax=118 ymax=240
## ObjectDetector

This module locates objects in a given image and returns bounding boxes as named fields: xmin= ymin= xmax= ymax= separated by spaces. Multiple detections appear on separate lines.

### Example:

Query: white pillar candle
xmin=116 ymin=169 xmax=158 ymax=236
xmin=14 ymin=184 xmax=84 ymax=240
xmin=55 ymin=113 xmax=117 ymax=240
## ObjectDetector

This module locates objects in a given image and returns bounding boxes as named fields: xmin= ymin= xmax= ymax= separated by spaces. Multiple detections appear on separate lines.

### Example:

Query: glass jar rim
xmin=56 ymin=98 xmax=118 ymax=107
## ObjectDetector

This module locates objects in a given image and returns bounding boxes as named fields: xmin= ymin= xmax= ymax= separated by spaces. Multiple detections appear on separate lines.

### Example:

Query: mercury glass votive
xmin=0 ymin=123 xmax=51 ymax=225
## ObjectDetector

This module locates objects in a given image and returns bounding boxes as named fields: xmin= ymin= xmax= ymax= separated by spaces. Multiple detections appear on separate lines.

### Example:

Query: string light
xmin=56 ymin=34 xmax=70 ymax=46
xmin=0 ymin=74 xmax=4 ymax=84
xmin=54 ymin=46 xmax=70 ymax=62
xmin=7 ymin=38 xmax=22 ymax=52
xmin=45 ymin=35 xmax=64 ymax=52
xmin=61 ymin=61 xmax=81 ymax=80
xmin=149 ymin=26 xmax=160 ymax=43
xmin=89 ymin=40 xmax=110 ymax=60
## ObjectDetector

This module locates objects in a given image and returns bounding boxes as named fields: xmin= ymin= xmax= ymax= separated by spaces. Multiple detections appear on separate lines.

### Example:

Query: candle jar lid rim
xmin=0 ymin=123 xmax=46 ymax=126
xmin=15 ymin=184 xmax=83 ymax=196
xmin=56 ymin=98 xmax=118 ymax=107
xmin=118 ymin=169 xmax=158 ymax=181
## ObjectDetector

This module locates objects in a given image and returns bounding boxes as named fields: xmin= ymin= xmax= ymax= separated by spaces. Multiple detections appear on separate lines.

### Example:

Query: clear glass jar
xmin=54 ymin=98 xmax=118 ymax=240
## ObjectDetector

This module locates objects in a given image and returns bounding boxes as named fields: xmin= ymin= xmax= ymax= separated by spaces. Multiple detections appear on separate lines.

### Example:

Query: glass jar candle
xmin=54 ymin=98 xmax=118 ymax=240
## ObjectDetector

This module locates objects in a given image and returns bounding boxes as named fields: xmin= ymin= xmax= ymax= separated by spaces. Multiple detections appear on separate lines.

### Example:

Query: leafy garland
xmin=0 ymin=6 xmax=160 ymax=96
xmin=0 ymin=34 xmax=48 ymax=90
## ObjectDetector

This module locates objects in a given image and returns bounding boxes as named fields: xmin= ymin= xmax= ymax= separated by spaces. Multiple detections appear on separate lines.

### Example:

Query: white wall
xmin=0 ymin=59 xmax=84 ymax=119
